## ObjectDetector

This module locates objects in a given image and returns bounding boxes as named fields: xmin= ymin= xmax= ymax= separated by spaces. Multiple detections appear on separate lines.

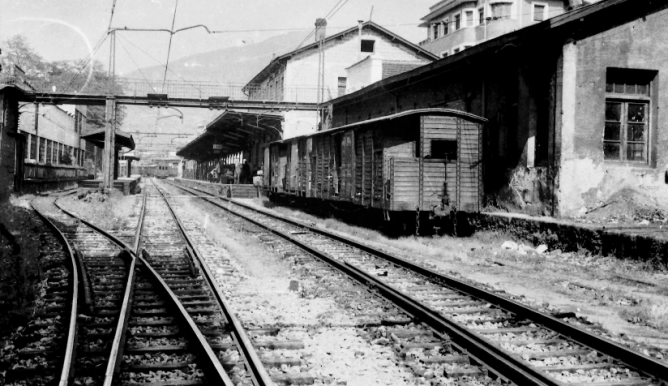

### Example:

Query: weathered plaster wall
xmin=19 ymin=104 xmax=79 ymax=147
xmin=558 ymin=9 xmax=668 ymax=216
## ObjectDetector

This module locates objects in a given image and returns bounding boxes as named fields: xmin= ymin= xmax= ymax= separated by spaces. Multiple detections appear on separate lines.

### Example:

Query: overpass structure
xmin=6 ymin=76 xmax=321 ymax=190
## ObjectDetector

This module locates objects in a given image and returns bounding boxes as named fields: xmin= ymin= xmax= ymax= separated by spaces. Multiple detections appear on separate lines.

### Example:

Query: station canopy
xmin=82 ymin=128 xmax=136 ymax=150
xmin=177 ymin=110 xmax=282 ymax=161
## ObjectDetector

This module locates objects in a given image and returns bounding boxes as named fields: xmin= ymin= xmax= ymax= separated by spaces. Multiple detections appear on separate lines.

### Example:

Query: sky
xmin=0 ymin=0 xmax=436 ymax=76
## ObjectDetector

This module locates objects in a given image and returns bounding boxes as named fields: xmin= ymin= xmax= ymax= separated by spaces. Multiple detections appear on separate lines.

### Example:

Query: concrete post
xmin=102 ymin=97 xmax=116 ymax=190
xmin=556 ymin=41 xmax=578 ymax=216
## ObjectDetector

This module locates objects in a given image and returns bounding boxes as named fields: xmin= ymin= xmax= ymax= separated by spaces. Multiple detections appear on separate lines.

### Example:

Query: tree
xmin=0 ymin=35 xmax=46 ymax=77
xmin=1 ymin=35 xmax=126 ymax=129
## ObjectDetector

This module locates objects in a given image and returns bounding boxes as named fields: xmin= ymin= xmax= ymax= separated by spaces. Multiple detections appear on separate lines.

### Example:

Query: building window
xmin=491 ymin=3 xmax=512 ymax=19
xmin=532 ymin=3 xmax=547 ymax=22
xmin=443 ymin=20 xmax=449 ymax=35
xmin=30 ymin=135 xmax=37 ymax=160
xmin=604 ymin=68 xmax=655 ymax=163
xmin=453 ymin=47 xmax=461 ymax=54
xmin=361 ymin=39 xmax=375 ymax=53
xmin=454 ymin=14 xmax=461 ymax=30
xmin=604 ymin=101 xmax=648 ymax=162
xmin=338 ymin=77 xmax=347 ymax=97
xmin=464 ymin=10 xmax=474 ymax=27
xmin=441 ymin=51 xmax=449 ymax=58
xmin=478 ymin=8 xmax=485 ymax=24
xmin=46 ymin=140 xmax=52 ymax=164
xmin=432 ymin=24 xmax=439 ymax=40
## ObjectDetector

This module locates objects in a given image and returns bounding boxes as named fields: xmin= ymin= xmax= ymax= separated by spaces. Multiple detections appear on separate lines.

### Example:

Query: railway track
xmin=165 ymin=179 xmax=668 ymax=386
xmin=25 ymin=190 xmax=271 ymax=385
xmin=2 ymin=205 xmax=78 ymax=386
xmin=156 ymin=179 xmax=508 ymax=385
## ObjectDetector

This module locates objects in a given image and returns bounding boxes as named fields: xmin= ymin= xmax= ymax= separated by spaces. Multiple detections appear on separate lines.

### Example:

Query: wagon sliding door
xmin=458 ymin=119 xmax=483 ymax=212
xmin=419 ymin=115 xmax=482 ymax=212
xmin=354 ymin=130 xmax=373 ymax=205
xmin=389 ymin=158 xmax=419 ymax=211
xmin=339 ymin=131 xmax=354 ymax=200
xmin=420 ymin=115 xmax=457 ymax=211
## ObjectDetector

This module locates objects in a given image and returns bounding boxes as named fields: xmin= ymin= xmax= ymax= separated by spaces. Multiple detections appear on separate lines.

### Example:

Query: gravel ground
xmin=169 ymin=195 xmax=423 ymax=385
xmin=236 ymin=197 xmax=668 ymax=357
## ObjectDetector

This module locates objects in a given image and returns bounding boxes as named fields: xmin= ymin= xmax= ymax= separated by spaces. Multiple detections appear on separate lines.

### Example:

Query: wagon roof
xmin=271 ymin=108 xmax=485 ymax=144
xmin=326 ymin=107 xmax=486 ymax=132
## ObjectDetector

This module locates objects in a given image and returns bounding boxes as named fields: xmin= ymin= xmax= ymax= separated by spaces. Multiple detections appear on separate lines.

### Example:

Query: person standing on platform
xmin=241 ymin=160 xmax=251 ymax=184
xmin=234 ymin=162 xmax=241 ymax=184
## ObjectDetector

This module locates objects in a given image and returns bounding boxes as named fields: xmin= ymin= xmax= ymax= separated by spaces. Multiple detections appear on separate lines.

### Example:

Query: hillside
xmin=123 ymin=31 xmax=307 ymax=84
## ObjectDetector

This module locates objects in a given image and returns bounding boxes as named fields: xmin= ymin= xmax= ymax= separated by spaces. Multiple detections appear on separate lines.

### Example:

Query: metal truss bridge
xmin=9 ymin=77 xmax=323 ymax=111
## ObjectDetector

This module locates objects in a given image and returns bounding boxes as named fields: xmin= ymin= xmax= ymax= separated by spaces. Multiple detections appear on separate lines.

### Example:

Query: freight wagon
xmin=263 ymin=108 xmax=486 ymax=232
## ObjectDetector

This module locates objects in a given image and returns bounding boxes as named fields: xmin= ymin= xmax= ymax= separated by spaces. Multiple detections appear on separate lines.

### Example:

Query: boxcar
xmin=263 ymin=108 xmax=485 ymax=228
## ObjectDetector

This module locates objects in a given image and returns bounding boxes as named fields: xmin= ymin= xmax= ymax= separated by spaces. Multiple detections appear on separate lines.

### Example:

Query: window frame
xmin=531 ymin=2 xmax=548 ymax=22
xmin=337 ymin=77 xmax=347 ymax=97
xmin=490 ymin=2 xmax=512 ymax=20
xmin=454 ymin=13 xmax=461 ymax=30
xmin=604 ymin=98 xmax=650 ymax=164
xmin=603 ymin=68 xmax=657 ymax=165
xmin=360 ymin=39 xmax=375 ymax=53
xmin=478 ymin=7 xmax=485 ymax=25
xmin=463 ymin=9 xmax=475 ymax=27
xmin=440 ymin=50 xmax=449 ymax=58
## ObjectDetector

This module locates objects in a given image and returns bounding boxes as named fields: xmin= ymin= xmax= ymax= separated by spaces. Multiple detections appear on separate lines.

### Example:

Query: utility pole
xmin=315 ymin=18 xmax=327 ymax=130
xmin=108 ymin=30 xmax=116 ymax=94
xmin=102 ymin=31 xmax=118 ymax=191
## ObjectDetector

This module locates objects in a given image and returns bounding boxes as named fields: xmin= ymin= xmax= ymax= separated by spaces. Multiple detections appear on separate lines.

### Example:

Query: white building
xmin=243 ymin=21 xmax=438 ymax=139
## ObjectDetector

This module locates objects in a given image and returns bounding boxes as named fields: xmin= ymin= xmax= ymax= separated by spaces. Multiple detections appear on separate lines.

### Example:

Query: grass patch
xmin=619 ymin=302 xmax=668 ymax=332
xmin=58 ymin=190 xmax=136 ymax=230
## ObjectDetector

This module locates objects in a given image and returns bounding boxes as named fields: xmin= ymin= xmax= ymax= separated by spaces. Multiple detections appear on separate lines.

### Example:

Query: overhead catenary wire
xmin=116 ymin=34 xmax=202 ymax=93
xmin=116 ymin=37 xmax=157 ymax=93
xmin=162 ymin=0 xmax=180 ymax=91
xmin=62 ymin=0 xmax=119 ymax=93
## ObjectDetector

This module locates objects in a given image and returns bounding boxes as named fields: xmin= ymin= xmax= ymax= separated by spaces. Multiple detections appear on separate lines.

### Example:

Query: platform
xmin=79 ymin=176 xmax=142 ymax=195
xmin=473 ymin=212 xmax=668 ymax=264
xmin=173 ymin=178 xmax=259 ymax=198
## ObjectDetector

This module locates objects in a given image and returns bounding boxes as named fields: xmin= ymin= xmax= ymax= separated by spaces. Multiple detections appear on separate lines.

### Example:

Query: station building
xmin=326 ymin=0 xmax=668 ymax=218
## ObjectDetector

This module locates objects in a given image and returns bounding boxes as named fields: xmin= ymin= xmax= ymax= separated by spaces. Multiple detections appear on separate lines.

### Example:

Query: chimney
xmin=315 ymin=18 xmax=327 ymax=42
xmin=568 ymin=0 xmax=583 ymax=9
xmin=358 ymin=20 xmax=364 ymax=38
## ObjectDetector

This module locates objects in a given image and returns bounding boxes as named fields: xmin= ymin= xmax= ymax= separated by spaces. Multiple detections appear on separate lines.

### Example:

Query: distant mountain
xmin=123 ymin=31 xmax=308 ymax=84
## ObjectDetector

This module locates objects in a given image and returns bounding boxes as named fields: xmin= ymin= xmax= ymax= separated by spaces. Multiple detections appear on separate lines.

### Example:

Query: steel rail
xmin=30 ymin=203 xmax=79 ymax=386
xmin=164 ymin=182 xmax=557 ymax=386
xmin=53 ymin=201 xmax=138 ymax=386
xmin=152 ymin=180 xmax=274 ymax=386
xmin=53 ymin=199 xmax=234 ymax=386
xmin=169 ymin=180 xmax=668 ymax=384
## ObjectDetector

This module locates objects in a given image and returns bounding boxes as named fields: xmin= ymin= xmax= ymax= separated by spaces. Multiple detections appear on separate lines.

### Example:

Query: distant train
xmin=262 ymin=108 xmax=485 ymax=231
xmin=139 ymin=158 xmax=181 ymax=179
